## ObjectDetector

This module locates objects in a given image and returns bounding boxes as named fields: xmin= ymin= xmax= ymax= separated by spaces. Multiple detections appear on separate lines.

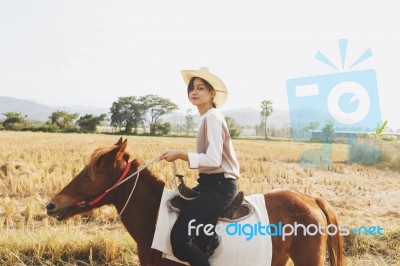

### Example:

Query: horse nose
xmin=46 ymin=202 xmax=56 ymax=211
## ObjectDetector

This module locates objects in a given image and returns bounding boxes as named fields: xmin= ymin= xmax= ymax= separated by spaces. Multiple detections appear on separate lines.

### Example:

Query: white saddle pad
xmin=151 ymin=189 xmax=272 ymax=266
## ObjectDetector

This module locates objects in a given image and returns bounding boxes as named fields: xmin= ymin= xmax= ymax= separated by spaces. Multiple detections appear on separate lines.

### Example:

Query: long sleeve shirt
xmin=188 ymin=108 xmax=240 ymax=179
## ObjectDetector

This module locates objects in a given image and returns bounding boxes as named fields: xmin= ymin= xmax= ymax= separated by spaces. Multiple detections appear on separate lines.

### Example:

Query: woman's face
xmin=188 ymin=78 xmax=215 ymax=107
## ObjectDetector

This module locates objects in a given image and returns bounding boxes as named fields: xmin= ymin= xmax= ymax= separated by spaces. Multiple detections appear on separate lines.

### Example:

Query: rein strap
xmin=76 ymin=161 xmax=132 ymax=207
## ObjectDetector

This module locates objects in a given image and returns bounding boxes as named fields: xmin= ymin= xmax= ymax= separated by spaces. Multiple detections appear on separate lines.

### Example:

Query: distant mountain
xmin=0 ymin=96 xmax=109 ymax=121
xmin=222 ymin=107 xmax=291 ymax=126
xmin=0 ymin=97 xmax=54 ymax=121
xmin=52 ymin=105 xmax=110 ymax=118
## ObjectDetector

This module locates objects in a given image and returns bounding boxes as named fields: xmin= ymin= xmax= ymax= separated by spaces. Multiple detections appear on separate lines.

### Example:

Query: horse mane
xmin=88 ymin=145 xmax=131 ymax=178
xmin=88 ymin=146 xmax=165 ymax=191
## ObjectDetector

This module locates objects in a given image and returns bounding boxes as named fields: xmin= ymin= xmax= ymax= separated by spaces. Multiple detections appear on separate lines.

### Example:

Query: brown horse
xmin=46 ymin=138 xmax=344 ymax=266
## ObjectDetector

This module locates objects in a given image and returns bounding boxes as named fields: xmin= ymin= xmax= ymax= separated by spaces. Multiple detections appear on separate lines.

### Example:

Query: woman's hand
xmin=160 ymin=151 xmax=188 ymax=162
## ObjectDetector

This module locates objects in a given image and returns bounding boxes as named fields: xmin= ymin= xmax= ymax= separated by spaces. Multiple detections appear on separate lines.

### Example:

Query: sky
xmin=1 ymin=0 xmax=400 ymax=129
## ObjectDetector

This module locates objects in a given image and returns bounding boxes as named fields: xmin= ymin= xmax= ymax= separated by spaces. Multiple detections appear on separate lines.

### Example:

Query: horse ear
xmin=119 ymin=139 xmax=128 ymax=154
xmin=115 ymin=137 xmax=123 ymax=146
xmin=110 ymin=139 xmax=128 ymax=162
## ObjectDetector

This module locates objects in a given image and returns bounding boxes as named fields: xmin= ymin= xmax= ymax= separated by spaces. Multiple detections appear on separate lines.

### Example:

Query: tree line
xmin=1 ymin=95 xmax=179 ymax=135
xmin=1 ymin=94 xmax=276 ymax=138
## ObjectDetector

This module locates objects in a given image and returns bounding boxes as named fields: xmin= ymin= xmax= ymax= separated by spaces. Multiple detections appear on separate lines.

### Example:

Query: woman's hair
xmin=187 ymin=77 xmax=216 ymax=108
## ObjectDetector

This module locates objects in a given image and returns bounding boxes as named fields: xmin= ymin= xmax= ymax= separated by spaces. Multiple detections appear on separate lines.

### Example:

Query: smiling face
xmin=187 ymin=78 xmax=216 ymax=111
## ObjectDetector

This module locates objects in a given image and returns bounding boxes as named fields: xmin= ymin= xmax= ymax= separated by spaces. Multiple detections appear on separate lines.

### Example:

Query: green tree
xmin=184 ymin=109 xmax=194 ymax=135
xmin=140 ymin=95 xmax=178 ymax=135
xmin=151 ymin=122 xmax=172 ymax=136
xmin=225 ymin=116 xmax=241 ymax=138
xmin=76 ymin=114 xmax=107 ymax=133
xmin=2 ymin=112 xmax=26 ymax=131
xmin=304 ymin=121 xmax=320 ymax=132
xmin=322 ymin=120 xmax=335 ymax=143
xmin=260 ymin=100 xmax=273 ymax=139
xmin=49 ymin=110 xmax=79 ymax=130
xmin=110 ymin=96 xmax=144 ymax=134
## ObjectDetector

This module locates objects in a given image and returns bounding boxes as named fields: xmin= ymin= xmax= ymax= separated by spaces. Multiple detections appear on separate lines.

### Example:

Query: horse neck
xmin=111 ymin=163 xmax=164 ymax=262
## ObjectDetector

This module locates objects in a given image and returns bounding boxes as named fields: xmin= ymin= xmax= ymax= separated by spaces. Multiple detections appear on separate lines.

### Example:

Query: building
xmin=96 ymin=126 xmax=150 ymax=134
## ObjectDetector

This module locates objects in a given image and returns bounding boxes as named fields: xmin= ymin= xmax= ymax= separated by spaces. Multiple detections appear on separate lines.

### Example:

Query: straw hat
xmin=181 ymin=67 xmax=228 ymax=108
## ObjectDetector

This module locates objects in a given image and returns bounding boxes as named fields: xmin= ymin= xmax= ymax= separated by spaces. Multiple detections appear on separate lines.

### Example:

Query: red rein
xmin=76 ymin=161 xmax=132 ymax=207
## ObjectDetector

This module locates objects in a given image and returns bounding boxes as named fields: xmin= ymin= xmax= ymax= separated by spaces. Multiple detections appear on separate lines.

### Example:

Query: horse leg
xmin=289 ymin=235 xmax=327 ymax=266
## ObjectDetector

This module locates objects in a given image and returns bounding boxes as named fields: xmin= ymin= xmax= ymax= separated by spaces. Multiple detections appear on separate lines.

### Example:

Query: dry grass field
xmin=0 ymin=131 xmax=399 ymax=265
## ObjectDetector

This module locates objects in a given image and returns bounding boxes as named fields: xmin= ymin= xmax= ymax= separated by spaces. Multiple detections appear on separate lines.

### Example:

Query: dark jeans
xmin=170 ymin=173 xmax=237 ymax=266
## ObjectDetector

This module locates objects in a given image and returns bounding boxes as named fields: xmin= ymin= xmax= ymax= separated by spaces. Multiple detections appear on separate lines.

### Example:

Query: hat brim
xmin=181 ymin=69 xmax=228 ymax=108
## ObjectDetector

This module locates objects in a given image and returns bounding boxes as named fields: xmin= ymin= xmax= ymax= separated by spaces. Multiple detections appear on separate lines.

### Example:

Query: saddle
xmin=168 ymin=175 xmax=254 ymax=257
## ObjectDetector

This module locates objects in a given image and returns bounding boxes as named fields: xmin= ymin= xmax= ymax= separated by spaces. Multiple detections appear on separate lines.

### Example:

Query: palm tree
xmin=260 ymin=100 xmax=273 ymax=139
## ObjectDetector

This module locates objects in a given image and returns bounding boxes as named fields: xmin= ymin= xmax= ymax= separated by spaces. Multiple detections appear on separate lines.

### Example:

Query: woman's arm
xmin=160 ymin=113 xmax=225 ymax=167
xmin=160 ymin=151 xmax=189 ymax=162
xmin=188 ymin=113 xmax=224 ymax=168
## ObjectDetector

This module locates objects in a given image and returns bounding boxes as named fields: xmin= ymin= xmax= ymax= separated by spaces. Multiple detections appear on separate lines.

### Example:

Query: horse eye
xmin=85 ymin=173 xmax=92 ymax=179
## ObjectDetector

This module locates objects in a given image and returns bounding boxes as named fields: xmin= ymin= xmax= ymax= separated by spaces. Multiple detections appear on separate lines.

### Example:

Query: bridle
xmin=75 ymin=156 xmax=161 ymax=217
xmin=73 ymin=155 xmax=190 ymax=218
xmin=75 ymin=161 xmax=133 ymax=208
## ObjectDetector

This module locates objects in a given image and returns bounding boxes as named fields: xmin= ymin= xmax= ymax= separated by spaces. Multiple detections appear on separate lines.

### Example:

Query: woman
xmin=160 ymin=67 xmax=240 ymax=266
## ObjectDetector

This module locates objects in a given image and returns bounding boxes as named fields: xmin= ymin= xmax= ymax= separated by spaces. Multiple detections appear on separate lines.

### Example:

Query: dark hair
xmin=187 ymin=77 xmax=216 ymax=108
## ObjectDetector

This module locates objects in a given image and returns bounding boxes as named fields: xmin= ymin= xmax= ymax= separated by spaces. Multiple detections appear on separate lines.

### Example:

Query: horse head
xmin=46 ymin=137 xmax=131 ymax=221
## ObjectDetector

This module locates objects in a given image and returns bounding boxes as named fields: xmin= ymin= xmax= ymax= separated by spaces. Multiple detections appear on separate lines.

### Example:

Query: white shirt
xmin=188 ymin=108 xmax=240 ymax=179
